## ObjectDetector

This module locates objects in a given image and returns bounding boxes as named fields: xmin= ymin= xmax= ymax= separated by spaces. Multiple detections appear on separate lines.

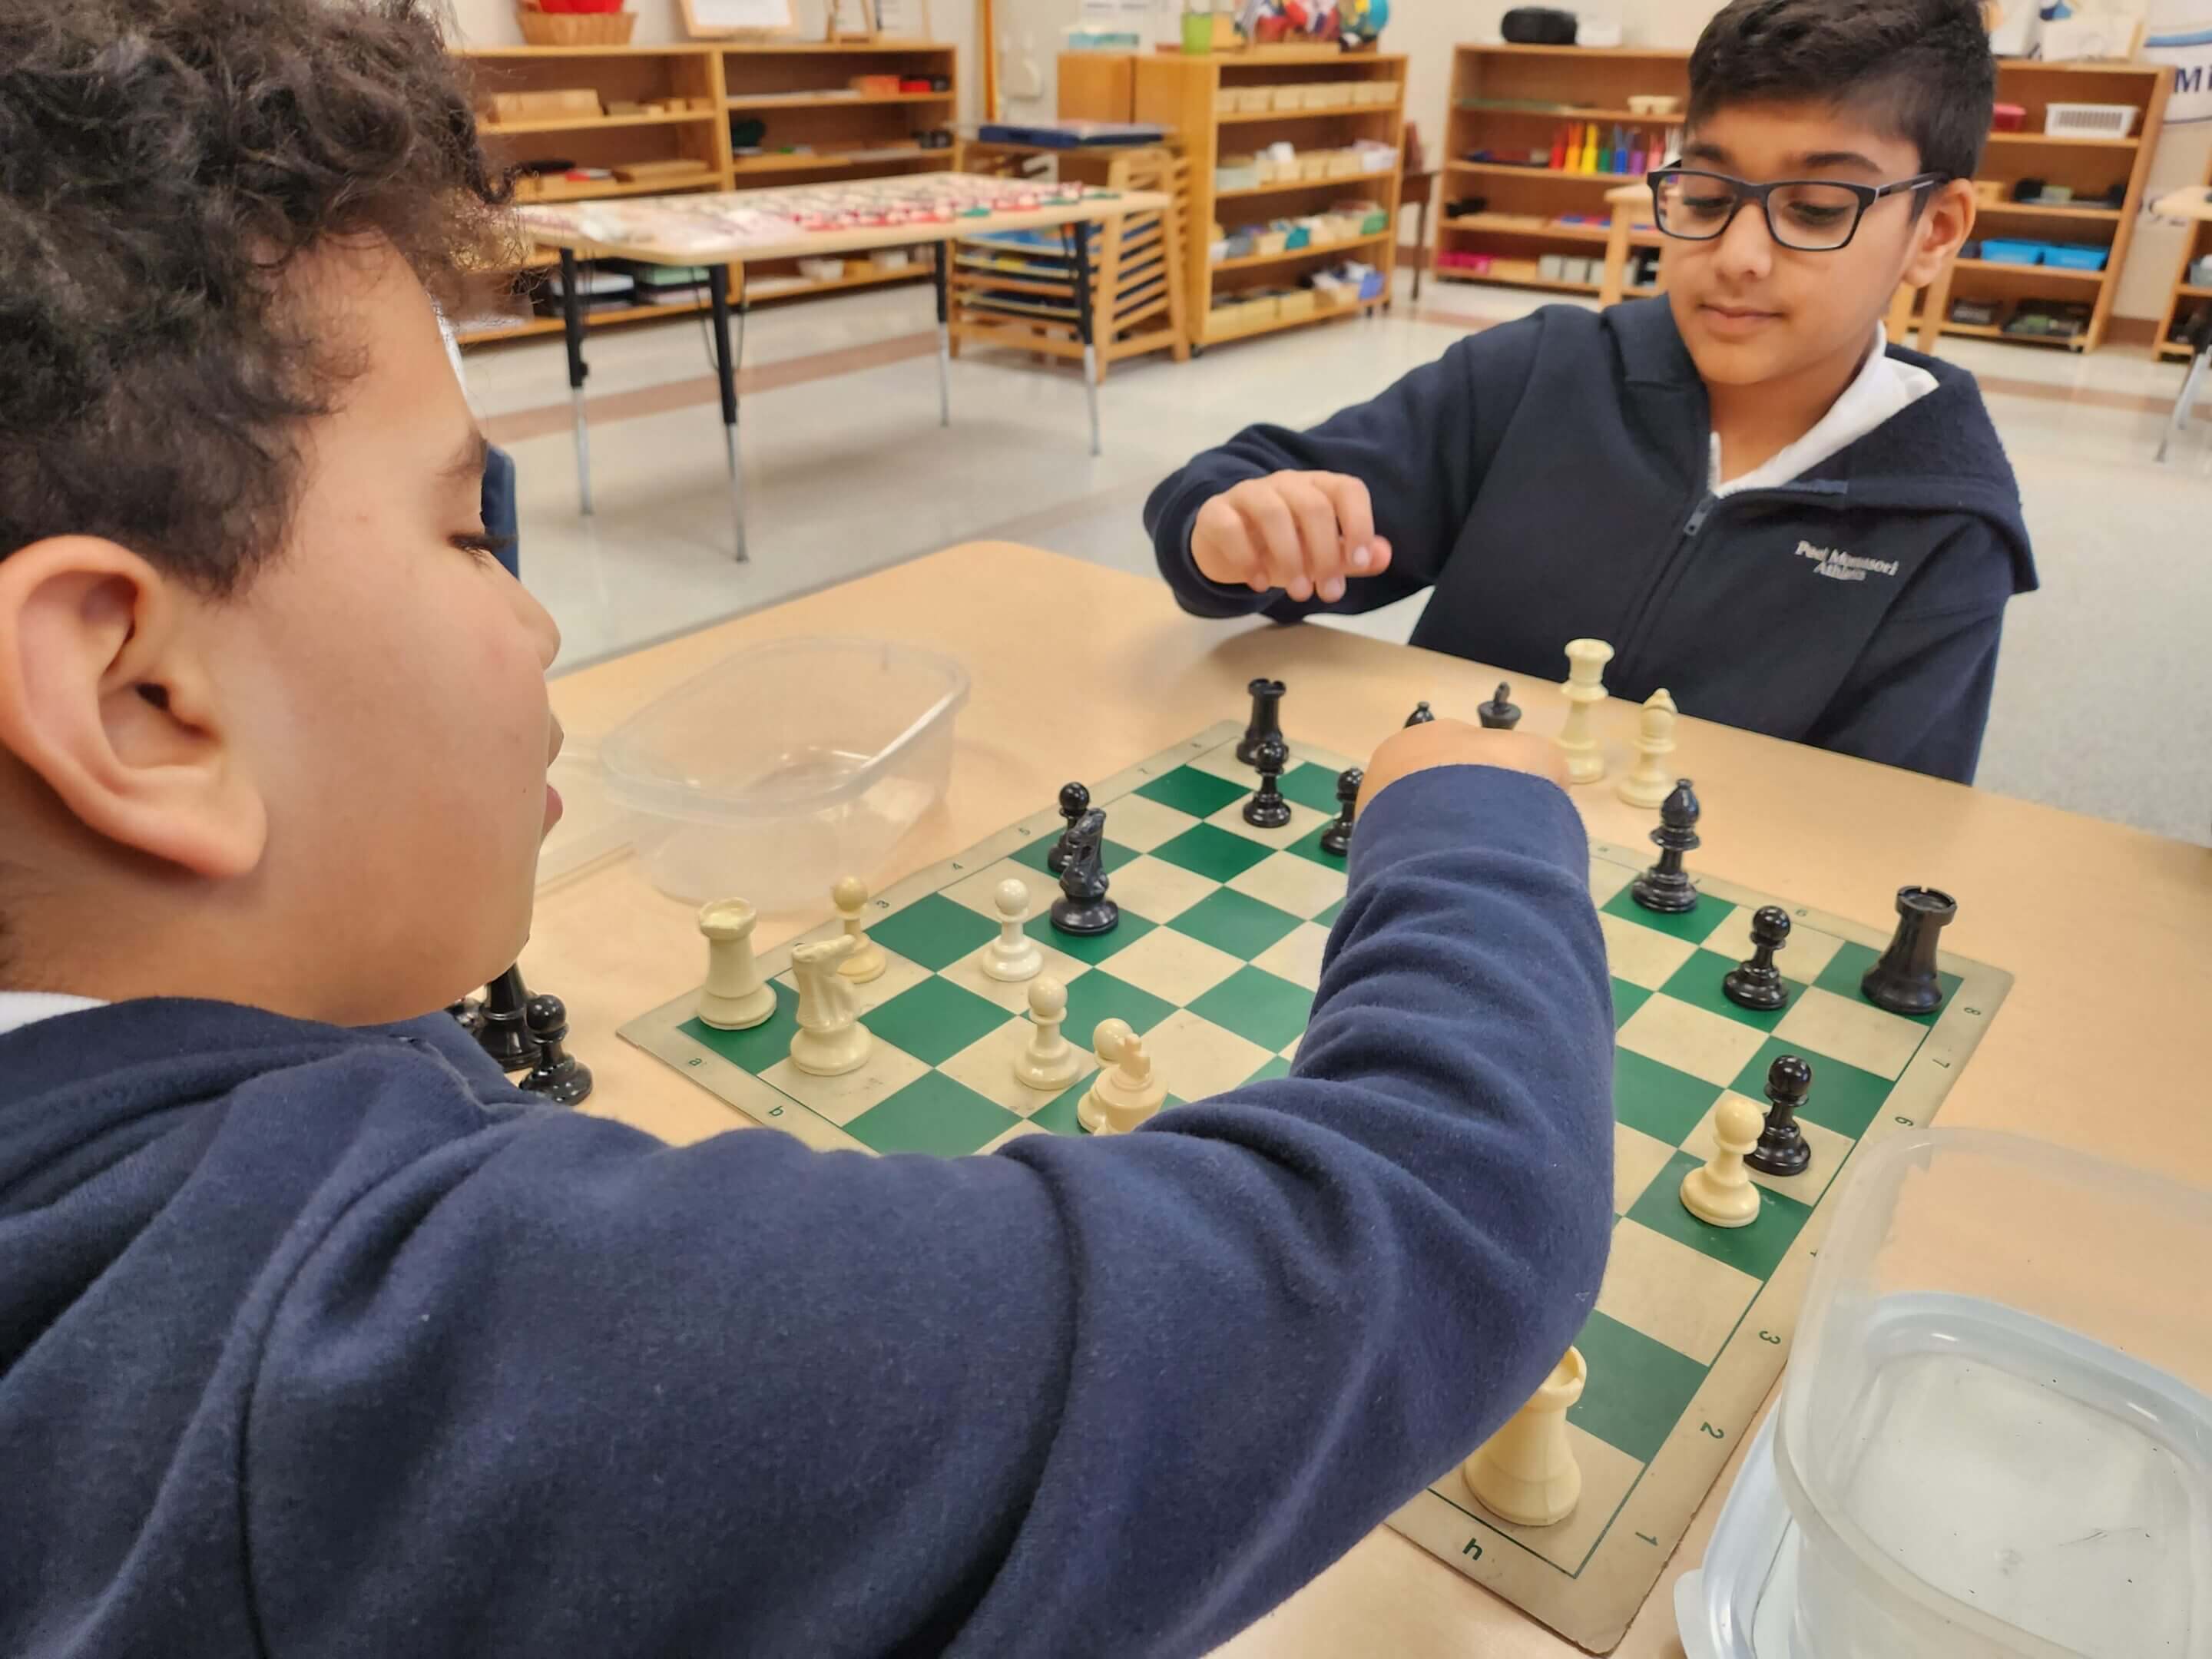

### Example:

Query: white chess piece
xmin=1078 ymin=1018 xmax=1165 ymax=1135
xmin=1463 ymin=1346 xmax=1586 ymax=1526
xmin=1617 ymin=688 xmax=1678 ymax=810
xmin=982 ymin=878 xmax=1045 ymax=982
xmin=1681 ymin=1094 xmax=1763 ymax=1227
xmin=831 ymin=876 xmax=886 ymax=983
xmin=697 ymin=899 xmax=777 ymax=1030
xmin=1014 ymin=977 xmax=1084 ymax=1090
xmin=1555 ymin=637 xmax=1614 ymax=786
xmin=789 ymin=935 xmax=871 ymax=1076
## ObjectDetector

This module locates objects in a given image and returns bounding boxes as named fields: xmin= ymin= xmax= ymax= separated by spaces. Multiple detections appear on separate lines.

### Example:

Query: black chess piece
xmin=1723 ymin=905 xmax=1793 ymax=1012
xmin=1861 ymin=886 xmax=1957 ymax=1015
xmin=1746 ymin=1053 xmax=1813 ymax=1177
xmin=1630 ymin=779 xmax=1701 ymax=914
xmin=448 ymin=998 xmax=485 ymax=1038
xmin=1049 ymin=807 xmax=1120 ymax=935
xmin=1046 ymin=780 xmax=1090 ymax=875
xmin=1236 ymin=677 xmax=1286 ymax=766
xmin=1476 ymin=682 xmax=1522 ymax=730
xmin=1243 ymin=734 xmax=1293 ymax=829
xmin=475 ymin=965 xmax=541 ymax=1071
xmin=1320 ymin=766 xmax=1362 ymax=856
xmin=1403 ymin=701 xmax=1435 ymax=727
xmin=521 ymin=993 xmax=594 ymax=1107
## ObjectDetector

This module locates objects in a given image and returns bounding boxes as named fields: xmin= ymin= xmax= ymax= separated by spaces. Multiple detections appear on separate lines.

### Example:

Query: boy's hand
xmin=1190 ymin=471 xmax=1396 ymax=603
xmin=1359 ymin=719 xmax=1567 ymax=811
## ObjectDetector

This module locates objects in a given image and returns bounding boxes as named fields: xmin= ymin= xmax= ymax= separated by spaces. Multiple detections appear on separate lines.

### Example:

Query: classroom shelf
xmin=724 ymin=91 xmax=954 ymax=109
xmin=1210 ymin=230 xmax=1391 ymax=273
xmin=1446 ymin=161 xmax=1641 ymax=184
xmin=1455 ymin=103 xmax=1671 ymax=121
xmin=1216 ymin=172 xmax=1396 ymax=200
xmin=479 ymin=109 xmax=717 ymax=136
xmin=1973 ymin=200 xmax=2124 ymax=222
xmin=1217 ymin=104 xmax=1400 ymax=124
xmin=1954 ymin=257 xmax=2108 ymax=283
xmin=1440 ymin=213 xmax=1654 ymax=243
xmin=1985 ymin=131 xmax=2140 ymax=149
xmin=2180 ymin=283 xmax=2212 ymax=300
xmin=1200 ymin=293 xmax=1386 ymax=345
xmin=731 ymin=147 xmax=941 ymax=174
xmin=512 ymin=173 xmax=722 ymax=203
xmin=1435 ymin=268 xmax=1599 ymax=295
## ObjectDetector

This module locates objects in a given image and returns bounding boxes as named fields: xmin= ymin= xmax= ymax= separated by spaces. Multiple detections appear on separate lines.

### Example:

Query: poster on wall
xmin=2146 ymin=22 xmax=2212 ymax=122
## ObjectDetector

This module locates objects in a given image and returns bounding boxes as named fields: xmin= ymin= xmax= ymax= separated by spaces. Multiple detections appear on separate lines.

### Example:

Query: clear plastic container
xmin=1773 ymin=1129 xmax=2212 ymax=1659
xmin=600 ymin=637 xmax=969 ymax=911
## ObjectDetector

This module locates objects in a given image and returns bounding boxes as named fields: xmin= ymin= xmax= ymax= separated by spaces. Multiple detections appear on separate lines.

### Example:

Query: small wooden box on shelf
xmin=1065 ymin=48 xmax=1406 ymax=349
xmin=1438 ymin=45 xmax=1685 ymax=299
xmin=452 ymin=40 xmax=958 ymax=346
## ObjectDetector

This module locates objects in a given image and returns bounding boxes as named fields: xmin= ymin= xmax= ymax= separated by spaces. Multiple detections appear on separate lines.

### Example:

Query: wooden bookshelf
xmin=1064 ymin=51 xmax=1406 ymax=349
xmin=1436 ymin=45 xmax=2169 ymax=353
xmin=2153 ymin=155 xmax=2212 ymax=363
xmin=452 ymin=41 xmax=957 ymax=346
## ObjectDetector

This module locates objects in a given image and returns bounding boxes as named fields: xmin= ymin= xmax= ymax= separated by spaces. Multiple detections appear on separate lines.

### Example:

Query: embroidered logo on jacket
xmin=1796 ymin=540 xmax=1899 ymax=582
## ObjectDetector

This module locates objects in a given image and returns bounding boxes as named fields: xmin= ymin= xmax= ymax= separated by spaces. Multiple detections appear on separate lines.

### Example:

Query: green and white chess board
xmin=619 ymin=720 xmax=2012 ymax=1653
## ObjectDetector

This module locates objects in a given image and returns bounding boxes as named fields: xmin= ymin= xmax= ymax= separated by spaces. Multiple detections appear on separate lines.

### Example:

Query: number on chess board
xmin=1700 ymin=1422 xmax=1724 ymax=1439
xmin=1759 ymin=1330 xmax=1781 ymax=1344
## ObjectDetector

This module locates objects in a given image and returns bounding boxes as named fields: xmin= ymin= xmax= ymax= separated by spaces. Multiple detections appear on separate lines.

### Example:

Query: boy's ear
xmin=0 ymin=538 xmax=267 ymax=879
xmin=1902 ymin=179 xmax=1976 ymax=291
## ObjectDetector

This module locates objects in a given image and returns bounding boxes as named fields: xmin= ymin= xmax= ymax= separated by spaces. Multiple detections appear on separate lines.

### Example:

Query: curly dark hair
xmin=0 ymin=0 xmax=515 ymax=595
xmin=1688 ymin=0 xmax=1996 ymax=185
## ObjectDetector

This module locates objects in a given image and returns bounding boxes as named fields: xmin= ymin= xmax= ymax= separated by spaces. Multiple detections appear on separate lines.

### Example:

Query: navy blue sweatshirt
xmin=0 ymin=765 xmax=1612 ymax=1659
xmin=1146 ymin=299 xmax=2037 ymax=783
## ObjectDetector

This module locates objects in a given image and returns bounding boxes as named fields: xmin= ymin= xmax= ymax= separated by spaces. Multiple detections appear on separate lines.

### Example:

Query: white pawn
xmin=1078 ymin=1018 xmax=1165 ymax=1135
xmin=1617 ymin=687 xmax=1678 ymax=810
xmin=1682 ymin=1094 xmax=1764 ymax=1227
xmin=1014 ymin=976 xmax=1084 ymax=1090
xmin=697 ymin=898 xmax=777 ymax=1030
xmin=831 ymin=876 xmax=886 ymax=983
xmin=982 ymin=878 xmax=1044 ymax=982
xmin=1463 ymin=1346 xmax=1586 ymax=1527
xmin=1555 ymin=637 xmax=1614 ymax=786
xmin=789 ymin=934 xmax=871 ymax=1076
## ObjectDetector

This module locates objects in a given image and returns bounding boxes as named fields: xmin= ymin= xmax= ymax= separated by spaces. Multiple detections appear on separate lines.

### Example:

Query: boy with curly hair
xmin=0 ymin=2 xmax=1613 ymax=1653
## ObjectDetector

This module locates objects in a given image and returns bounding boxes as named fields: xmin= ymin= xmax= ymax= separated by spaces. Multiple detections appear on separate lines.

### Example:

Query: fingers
xmin=1359 ymin=720 xmax=1567 ymax=810
xmin=1189 ymin=472 xmax=1390 ymax=602
xmin=1230 ymin=484 xmax=1314 ymax=601
xmin=1309 ymin=474 xmax=1377 ymax=595
xmin=1273 ymin=473 xmax=1347 ymax=602
xmin=1190 ymin=495 xmax=1266 ymax=590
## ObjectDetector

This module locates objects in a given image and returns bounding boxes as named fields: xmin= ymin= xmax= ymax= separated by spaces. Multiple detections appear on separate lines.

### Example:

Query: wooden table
xmin=515 ymin=180 xmax=1169 ymax=560
xmin=2150 ymin=184 xmax=2212 ymax=461
xmin=537 ymin=541 xmax=2212 ymax=1658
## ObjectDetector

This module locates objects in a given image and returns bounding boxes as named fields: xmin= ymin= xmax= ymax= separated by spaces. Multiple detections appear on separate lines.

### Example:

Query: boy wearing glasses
xmin=1144 ymin=0 xmax=2035 ymax=783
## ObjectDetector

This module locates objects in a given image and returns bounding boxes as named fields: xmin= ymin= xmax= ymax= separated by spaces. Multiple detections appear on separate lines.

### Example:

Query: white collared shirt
xmin=1709 ymin=324 xmax=1938 ymax=496
xmin=0 ymin=992 xmax=105 ymax=1038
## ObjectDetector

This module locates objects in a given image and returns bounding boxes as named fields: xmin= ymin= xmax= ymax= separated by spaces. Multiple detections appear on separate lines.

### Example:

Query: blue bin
xmin=1980 ymin=239 xmax=2042 ymax=266
xmin=2041 ymin=243 xmax=2109 ymax=271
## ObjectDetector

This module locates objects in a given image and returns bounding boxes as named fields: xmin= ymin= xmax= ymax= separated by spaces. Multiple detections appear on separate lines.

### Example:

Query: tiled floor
xmin=470 ymin=277 xmax=2212 ymax=843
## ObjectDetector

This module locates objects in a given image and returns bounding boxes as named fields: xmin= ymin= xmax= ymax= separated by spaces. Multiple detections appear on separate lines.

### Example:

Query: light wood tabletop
xmin=537 ymin=540 xmax=2211 ymax=1659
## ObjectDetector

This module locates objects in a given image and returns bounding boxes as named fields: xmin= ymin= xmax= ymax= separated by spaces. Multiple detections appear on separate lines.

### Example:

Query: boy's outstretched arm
xmin=1144 ymin=320 xmax=1542 ymax=623
xmin=248 ymin=724 xmax=1613 ymax=1659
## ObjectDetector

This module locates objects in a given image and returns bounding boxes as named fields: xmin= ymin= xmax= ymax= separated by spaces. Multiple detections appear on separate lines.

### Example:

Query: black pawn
xmin=1723 ymin=905 xmax=1793 ymax=1012
xmin=1320 ymin=765 xmax=1362 ymax=856
xmin=1746 ymin=1053 xmax=1812 ymax=1177
xmin=1630 ymin=779 xmax=1701 ymax=914
xmin=521 ymin=993 xmax=594 ymax=1107
xmin=1404 ymin=701 xmax=1435 ymax=727
xmin=1243 ymin=734 xmax=1293 ymax=828
xmin=1476 ymin=682 xmax=1521 ymax=730
xmin=1236 ymin=677 xmax=1286 ymax=766
xmin=476 ymin=965 xmax=541 ymax=1071
xmin=447 ymin=998 xmax=485 ymax=1038
xmin=1050 ymin=807 xmax=1120 ymax=936
xmin=1046 ymin=780 xmax=1090 ymax=875
xmin=1861 ymin=886 xmax=1956 ymax=1015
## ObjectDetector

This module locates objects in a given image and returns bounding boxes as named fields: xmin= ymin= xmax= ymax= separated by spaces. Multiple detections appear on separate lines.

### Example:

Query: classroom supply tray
xmin=2044 ymin=101 xmax=2139 ymax=139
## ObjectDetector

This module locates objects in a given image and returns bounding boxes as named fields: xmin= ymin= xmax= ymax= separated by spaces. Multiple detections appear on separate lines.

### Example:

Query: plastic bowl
xmin=600 ymin=637 xmax=969 ymax=910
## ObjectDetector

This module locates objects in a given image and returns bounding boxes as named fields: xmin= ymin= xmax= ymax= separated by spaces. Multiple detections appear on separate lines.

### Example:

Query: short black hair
xmin=0 ymin=0 xmax=515 ymax=597
xmin=1687 ymin=0 xmax=1996 ymax=184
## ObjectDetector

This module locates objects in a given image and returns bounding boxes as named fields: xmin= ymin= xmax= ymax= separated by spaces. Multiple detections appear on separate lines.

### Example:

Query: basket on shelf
xmin=2044 ymin=101 xmax=2139 ymax=139
xmin=516 ymin=2 xmax=637 ymax=46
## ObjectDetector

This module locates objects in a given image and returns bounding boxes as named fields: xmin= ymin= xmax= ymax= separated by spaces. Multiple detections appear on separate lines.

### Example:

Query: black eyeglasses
xmin=1648 ymin=167 xmax=1947 ymax=252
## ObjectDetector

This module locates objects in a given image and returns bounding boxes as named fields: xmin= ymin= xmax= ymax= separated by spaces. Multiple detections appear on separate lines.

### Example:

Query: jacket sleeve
xmin=245 ymin=765 xmax=1614 ymax=1659
xmin=1144 ymin=313 xmax=1545 ymax=624
xmin=1804 ymin=522 xmax=2019 ymax=783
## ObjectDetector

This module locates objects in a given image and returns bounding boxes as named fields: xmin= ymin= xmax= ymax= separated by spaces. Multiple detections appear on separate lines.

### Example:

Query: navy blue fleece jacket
xmin=0 ymin=764 xmax=1612 ymax=1659
xmin=1147 ymin=299 xmax=2037 ymax=783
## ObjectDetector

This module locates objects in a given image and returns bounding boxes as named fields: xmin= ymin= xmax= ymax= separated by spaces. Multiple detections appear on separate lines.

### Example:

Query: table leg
xmin=2158 ymin=343 xmax=2210 ymax=463
xmin=706 ymin=263 xmax=747 ymax=563
xmin=1066 ymin=222 xmax=1101 ymax=459
xmin=556 ymin=248 xmax=593 ymax=517
xmin=933 ymin=240 xmax=952 ymax=429
xmin=1411 ymin=190 xmax=1429 ymax=304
